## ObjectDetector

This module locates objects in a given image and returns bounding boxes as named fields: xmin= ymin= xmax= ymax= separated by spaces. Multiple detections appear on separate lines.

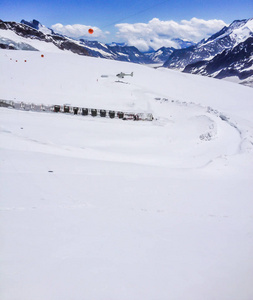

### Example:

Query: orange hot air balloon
xmin=88 ymin=28 xmax=94 ymax=34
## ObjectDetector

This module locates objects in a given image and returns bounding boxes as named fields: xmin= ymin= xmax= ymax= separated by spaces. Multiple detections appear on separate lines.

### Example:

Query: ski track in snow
xmin=161 ymin=97 xmax=253 ymax=153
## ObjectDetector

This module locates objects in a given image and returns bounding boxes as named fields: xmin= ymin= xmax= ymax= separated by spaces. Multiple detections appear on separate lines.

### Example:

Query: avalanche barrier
xmin=0 ymin=100 xmax=154 ymax=121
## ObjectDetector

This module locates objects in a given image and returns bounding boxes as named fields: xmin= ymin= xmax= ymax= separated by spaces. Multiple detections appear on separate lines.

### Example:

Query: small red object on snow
xmin=88 ymin=28 xmax=94 ymax=34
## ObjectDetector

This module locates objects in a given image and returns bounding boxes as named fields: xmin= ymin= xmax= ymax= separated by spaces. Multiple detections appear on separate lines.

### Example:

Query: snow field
xmin=1 ymin=49 xmax=253 ymax=300
xmin=0 ymin=102 xmax=242 ymax=168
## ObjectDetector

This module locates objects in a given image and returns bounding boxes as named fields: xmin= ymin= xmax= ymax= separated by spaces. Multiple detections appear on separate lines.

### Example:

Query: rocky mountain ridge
xmin=163 ymin=18 xmax=253 ymax=70
xmin=183 ymin=37 xmax=253 ymax=87
xmin=163 ymin=18 xmax=253 ymax=86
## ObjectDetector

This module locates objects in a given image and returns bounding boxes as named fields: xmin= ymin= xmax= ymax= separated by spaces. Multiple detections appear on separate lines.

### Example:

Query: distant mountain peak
xmin=21 ymin=19 xmax=41 ymax=30
xmin=106 ymin=42 xmax=127 ymax=47
xmin=171 ymin=38 xmax=195 ymax=49
xmin=200 ymin=18 xmax=253 ymax=48
xmin=20 ymin=19 xmax=53 ymax=35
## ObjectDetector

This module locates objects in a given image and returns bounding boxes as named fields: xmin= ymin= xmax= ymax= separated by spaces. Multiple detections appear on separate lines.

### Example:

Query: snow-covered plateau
xmin=0 ymin=49 xmax=253 ymax=300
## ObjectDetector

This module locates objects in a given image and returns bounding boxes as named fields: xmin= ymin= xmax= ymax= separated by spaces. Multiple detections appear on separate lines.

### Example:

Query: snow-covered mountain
xmin=2 ymin=18 xmax=252 ymax=85
xmin=163 ymin=18 xmax=253 ymax=70
xmin=183 ymin=37 xmax=253 ymax=87
xmin=163 ymin=18 xmax=253 ymax=86
xmin=140 ymin=39 xmax=195 ymax=64
xmin=0 ymin=19 xmax=155 ymax=64
xmin=0 ymin=19 xmax=195 ymax=65
xmin=79 ymin=39 xmax=154 ymax=63
xmin=0 ymin=19 xmax=90 ymax=55
xmin=144 ymin=46 xmax=175 ymax=63
xmin=171 ymin=38 xmax=195 ymax=49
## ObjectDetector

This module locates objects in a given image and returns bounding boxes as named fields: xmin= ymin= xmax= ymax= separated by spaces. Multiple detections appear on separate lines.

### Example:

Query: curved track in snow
xmin=0 ymin=95 xmax=245 ymax=170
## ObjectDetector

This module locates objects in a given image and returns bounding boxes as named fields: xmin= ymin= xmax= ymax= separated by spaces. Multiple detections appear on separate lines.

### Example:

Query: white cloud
xmin=51 ymin=23 xmax=107 ymax=39
xmin=115 ymin=17 xmax=227 ymax=51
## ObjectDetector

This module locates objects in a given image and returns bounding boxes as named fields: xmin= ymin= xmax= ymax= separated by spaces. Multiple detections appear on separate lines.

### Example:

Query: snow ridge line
xmin=0 ymin=99 xmax=153 ymax=121
xmin=155 ymin=97 xmax=253 ymax=152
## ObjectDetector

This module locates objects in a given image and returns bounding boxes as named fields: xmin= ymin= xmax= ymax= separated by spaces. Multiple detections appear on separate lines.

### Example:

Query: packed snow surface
xmin=1 ymin=49 xmax=253 ymax=300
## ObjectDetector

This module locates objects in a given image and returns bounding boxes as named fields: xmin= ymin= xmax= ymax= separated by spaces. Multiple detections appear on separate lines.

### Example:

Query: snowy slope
xmin=1 ymin=49 xmax=253 ymax=300
xmin=0 ymin=27 xmax=65 ymax=53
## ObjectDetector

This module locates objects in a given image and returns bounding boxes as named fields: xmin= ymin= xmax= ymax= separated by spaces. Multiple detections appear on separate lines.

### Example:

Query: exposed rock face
xmin=0 ymin=43 xmax=16 ymax=49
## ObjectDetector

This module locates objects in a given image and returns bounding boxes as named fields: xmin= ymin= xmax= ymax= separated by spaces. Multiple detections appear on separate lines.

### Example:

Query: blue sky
xmin=1 ymin=0 xmax=253 ymax=50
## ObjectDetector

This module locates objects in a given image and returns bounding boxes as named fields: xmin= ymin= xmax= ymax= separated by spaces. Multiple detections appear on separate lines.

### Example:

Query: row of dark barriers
xmin=0 ymin=100 xmax=153 ymax=121
xmin=53 ymin=105 xmax=125 ymax=119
